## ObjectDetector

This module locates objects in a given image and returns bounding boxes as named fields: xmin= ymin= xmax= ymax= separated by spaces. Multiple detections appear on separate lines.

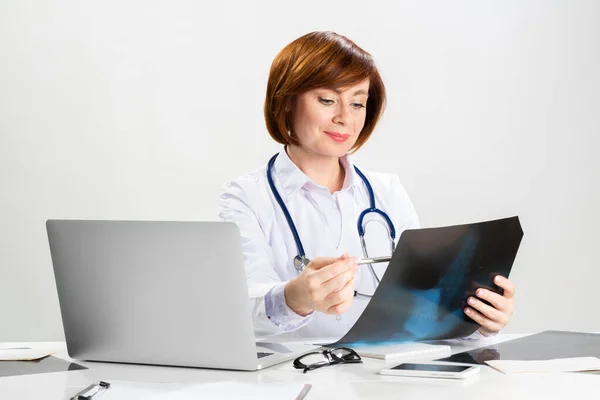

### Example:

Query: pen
xmin=357 ymin=256 xmax=391 ymax=265
xmin=70 ymin=381 xmax=111 ymax=400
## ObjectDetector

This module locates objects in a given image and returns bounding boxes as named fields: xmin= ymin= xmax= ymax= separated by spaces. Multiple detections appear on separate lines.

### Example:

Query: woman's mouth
xmin=325 ymin=131 xmax=351 ymax=143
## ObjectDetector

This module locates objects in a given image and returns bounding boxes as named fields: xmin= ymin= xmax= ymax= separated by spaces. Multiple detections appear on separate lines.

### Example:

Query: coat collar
xmin=272 ymin=147 xmax=361 ymax=198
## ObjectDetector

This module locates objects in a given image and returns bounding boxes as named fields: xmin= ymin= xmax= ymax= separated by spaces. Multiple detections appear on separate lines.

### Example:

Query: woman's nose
xmin=332 ymin=106 xmax=350 ymax=125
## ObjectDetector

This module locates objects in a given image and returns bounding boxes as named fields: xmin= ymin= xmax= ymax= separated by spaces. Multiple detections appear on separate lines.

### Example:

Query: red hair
xmin=264 ymin=31 xmax=386 ymax=151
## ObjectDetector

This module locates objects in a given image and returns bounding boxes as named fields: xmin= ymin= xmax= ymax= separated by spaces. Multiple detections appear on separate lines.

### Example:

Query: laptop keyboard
xmin=257 ymin=352 xmax=274 ymax=359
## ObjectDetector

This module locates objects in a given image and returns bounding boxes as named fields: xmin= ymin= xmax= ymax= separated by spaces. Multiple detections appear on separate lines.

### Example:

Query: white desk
xmin=1 ymin=334 xmax=598 ymax=399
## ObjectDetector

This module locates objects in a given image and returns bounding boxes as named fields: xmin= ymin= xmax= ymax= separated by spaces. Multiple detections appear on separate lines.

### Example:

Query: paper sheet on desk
xmin=88 ymin=381 xmax=183 ymax=400
xmin=150 ymin=382 xmax=311 ymax=400
xmin=0 ymin=347 xmax=54 ymax=361
xmin=485 ymin=357 xmax=600 ymax=374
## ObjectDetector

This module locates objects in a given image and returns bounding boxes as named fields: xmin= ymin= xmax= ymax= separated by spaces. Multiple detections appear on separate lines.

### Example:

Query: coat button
xmin=336 ymin=315 xmax=341 ymax=321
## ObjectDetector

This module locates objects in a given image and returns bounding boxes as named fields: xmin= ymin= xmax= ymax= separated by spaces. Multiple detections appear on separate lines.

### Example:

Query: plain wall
xmin=1 ymin=0 xmax=598 ymax=341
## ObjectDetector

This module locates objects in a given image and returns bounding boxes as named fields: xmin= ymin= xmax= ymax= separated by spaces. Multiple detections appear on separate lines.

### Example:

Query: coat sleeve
xmin=218 ymin=179 xmax=313 ymax=338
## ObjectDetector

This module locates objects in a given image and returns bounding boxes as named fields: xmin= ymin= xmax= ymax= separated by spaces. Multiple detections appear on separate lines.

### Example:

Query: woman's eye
xmin=352 ymin=103 xmax=365 ymax=109
xmin=318 ymin=97 xmax=334 ymax=105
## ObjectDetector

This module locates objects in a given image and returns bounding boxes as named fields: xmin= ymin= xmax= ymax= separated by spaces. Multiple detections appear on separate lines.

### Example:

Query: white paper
xmin=355 ymin=342 xmax=451 ymax=360
xmin=75 ymin=381 xmax=184 ymax=400
xmin=70 ymin=380 xmax=310 ymax=400
xmin=485 ymin=357 xmax=600 ymax=374
xmin=0 ymin=347 xmax=54 ymax=361
xmin=151 ymin=382 xmax=311 ymax=400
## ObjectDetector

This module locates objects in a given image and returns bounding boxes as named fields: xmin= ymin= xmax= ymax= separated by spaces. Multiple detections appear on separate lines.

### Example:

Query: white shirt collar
xmin=273 ymin=148 xmax=361 ymax=197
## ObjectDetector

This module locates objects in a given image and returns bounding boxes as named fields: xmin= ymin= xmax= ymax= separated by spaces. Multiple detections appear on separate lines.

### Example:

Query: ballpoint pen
xmin=357 ymin=256 xmax=392 ymax=265
xmin=70 ymin=381 xmax=111 ymax=400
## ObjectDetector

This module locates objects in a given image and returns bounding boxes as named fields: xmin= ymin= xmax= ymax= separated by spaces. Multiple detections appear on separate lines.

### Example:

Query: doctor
xmin=218 ymin=31 xmax=515 ymax=340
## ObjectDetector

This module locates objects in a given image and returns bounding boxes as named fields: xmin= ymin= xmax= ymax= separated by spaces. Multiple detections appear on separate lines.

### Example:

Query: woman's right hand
xmin=284 ymin=254 xmax=359 ymax=316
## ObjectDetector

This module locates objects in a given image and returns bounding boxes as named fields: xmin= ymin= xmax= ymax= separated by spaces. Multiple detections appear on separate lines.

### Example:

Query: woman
xmin=218 ymin=31 xmax=515 ymax=340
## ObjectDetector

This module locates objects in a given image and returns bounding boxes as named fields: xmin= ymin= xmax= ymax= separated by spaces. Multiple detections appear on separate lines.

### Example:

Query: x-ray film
xmin=329 ymin=216 xmax=523 ymax=346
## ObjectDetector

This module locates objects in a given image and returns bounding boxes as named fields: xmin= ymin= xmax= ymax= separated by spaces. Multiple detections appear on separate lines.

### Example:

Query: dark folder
xmin=0 ymin=355 xmax=87 ymax=378
xmin=436 ymin=330 xmax=600 ymax=366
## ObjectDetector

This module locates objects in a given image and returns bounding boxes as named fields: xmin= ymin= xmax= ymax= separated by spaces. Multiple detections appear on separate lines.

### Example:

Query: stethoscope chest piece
xmin=293 ymin=255 xmax=311 ymax=273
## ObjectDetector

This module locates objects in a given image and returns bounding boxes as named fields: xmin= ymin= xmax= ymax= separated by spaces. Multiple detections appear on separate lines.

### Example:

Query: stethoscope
xmin=266 ymin=153 xmax=397 ymax=298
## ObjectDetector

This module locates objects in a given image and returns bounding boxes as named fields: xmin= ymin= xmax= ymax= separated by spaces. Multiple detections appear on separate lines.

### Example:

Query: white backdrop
xmin=1 ymin=0 xmax=598 ymax=341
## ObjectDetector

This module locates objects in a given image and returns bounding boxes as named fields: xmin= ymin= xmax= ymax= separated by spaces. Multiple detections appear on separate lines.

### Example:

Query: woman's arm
xmin=218 ymin=179 xmax=313 ymax=337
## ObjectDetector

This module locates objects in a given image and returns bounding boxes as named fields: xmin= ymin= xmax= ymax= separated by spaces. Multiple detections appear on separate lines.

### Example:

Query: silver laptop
xmin=46 ymin=220 xmax=318 ymax=371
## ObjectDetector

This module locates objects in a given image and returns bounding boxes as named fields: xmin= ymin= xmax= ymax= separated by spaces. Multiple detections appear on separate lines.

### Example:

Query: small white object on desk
xmin=354 ymin=342 xmax=451 ymax=361
xmin=485 ymin=357 xmax=600 ymax=374
xmin=0 ymin=347 xmax=54 ymax=361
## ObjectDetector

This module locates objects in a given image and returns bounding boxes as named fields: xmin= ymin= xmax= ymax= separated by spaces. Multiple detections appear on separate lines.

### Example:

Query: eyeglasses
xmin=293 ymin=347 xmax=362 ymax=373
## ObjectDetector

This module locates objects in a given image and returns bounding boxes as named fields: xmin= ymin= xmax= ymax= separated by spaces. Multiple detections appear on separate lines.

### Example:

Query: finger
xmin=475 ymin=288 xmax=510 ymax=312
xmin=320 ymin=266 xmax=357 ymax=294
xmin=312 ymin=257 xmax=358 ymax=283
xmin=327 ymin=297 xmax=353 ymax=315
xmin=306 ymin=256 xmax=344 ymax=271
xmin=467 ymin=296 xmax=508 ymax=326
xmin=463 ymin=307 xmax=503 ymax=333
xmin=325 ymin=280 xmax=356 ymax=315
xmin=493 ymin=275 xmax=515 ymax=299
xmin=324 ymin=277 xmax=356 ymax=309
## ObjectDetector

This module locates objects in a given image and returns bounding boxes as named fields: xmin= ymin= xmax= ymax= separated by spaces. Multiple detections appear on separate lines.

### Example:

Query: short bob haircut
xmin=264 ymin=31 xmax=386 ymax=152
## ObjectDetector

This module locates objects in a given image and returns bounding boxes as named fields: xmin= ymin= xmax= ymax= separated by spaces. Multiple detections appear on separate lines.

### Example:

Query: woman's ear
xmin=285 ymin=95 xmax=296 ymax=112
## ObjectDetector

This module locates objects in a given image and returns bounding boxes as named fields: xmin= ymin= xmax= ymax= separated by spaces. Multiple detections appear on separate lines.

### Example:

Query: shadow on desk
xmin=0 ymin=356 xmax=86 ymax=378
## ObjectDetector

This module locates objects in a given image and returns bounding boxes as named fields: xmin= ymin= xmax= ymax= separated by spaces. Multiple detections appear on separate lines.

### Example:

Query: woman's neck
xmin=286 ymin=146 xmax=345 ymax=194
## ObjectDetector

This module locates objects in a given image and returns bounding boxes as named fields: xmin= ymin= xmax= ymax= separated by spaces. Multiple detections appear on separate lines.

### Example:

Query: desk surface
xmin=1 ymin=334 xmax=598 ymax=399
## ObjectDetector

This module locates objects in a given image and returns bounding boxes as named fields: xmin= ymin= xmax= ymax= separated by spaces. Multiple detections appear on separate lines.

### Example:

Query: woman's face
xmin=289 ymin=79 xmax=369 ymax=158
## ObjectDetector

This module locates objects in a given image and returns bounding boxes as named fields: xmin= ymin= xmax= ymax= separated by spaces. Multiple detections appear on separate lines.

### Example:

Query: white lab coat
xmin=219 ymin=149 xmax=483 ymax=341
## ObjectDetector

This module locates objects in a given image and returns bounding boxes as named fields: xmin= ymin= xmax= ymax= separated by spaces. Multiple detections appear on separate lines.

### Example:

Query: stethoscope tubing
xmin=267 ymin=153 xmax=396 ymax=297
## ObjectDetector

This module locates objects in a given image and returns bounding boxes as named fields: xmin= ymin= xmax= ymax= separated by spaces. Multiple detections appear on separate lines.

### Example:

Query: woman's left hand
xmin=464 ymin=275 xmax=515 ymax=336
